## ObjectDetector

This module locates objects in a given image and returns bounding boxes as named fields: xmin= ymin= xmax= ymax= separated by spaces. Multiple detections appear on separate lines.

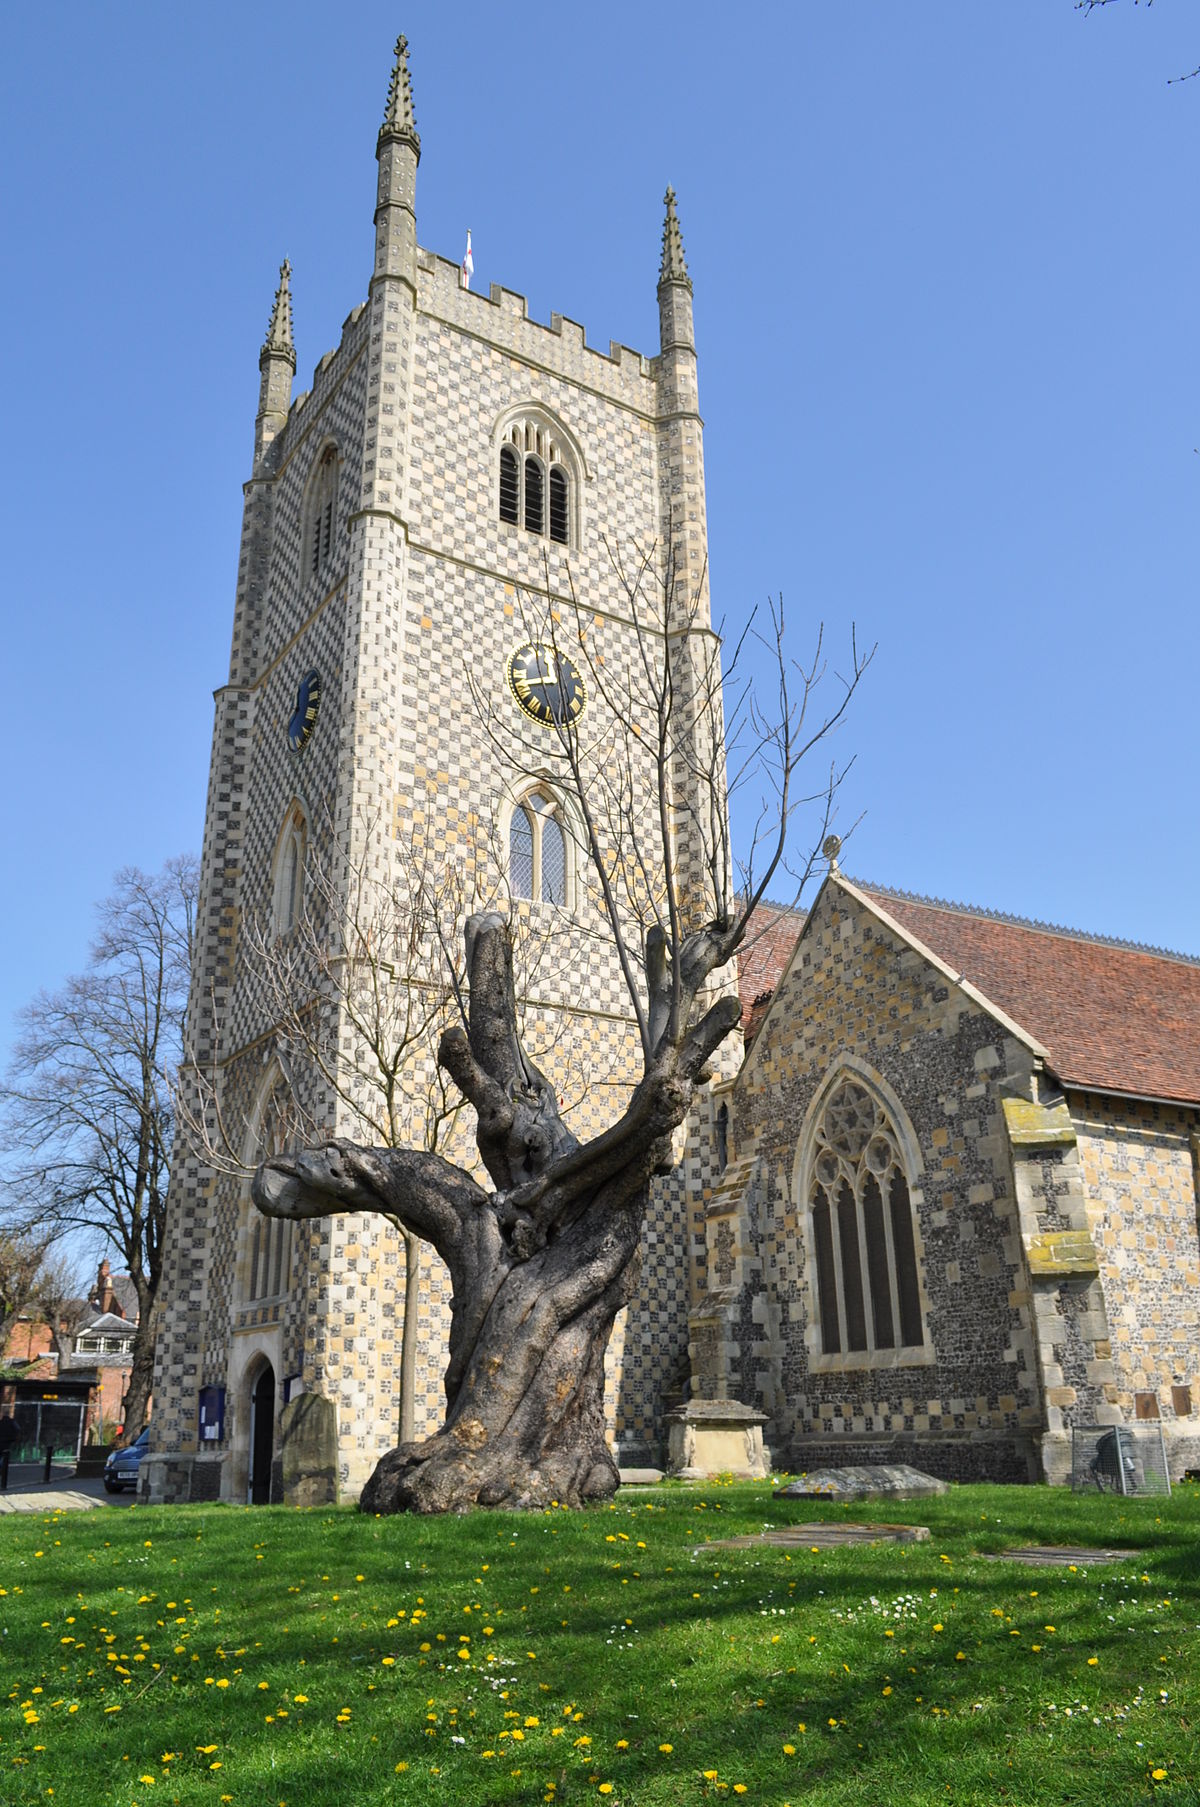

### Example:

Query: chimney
xmin=96 ymin=1260 xmax=118 ymax=1318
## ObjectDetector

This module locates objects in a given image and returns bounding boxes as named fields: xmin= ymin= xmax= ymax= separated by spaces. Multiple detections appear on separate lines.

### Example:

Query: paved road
xmin=0 ymin=1463 xmax=140 ymax=1512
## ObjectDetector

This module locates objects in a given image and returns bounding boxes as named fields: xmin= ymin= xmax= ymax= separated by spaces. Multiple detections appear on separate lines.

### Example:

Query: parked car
xmin=103 ymin=1426 xmax=150 ymax=1493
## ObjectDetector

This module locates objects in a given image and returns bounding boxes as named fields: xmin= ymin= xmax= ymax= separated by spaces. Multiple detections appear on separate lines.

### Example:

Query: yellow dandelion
xmin=783 ymin=1742 xmax=796 ymax=1753
xmin=659 ymin=1742 xmax=673 ymax=1753
xmin=1087 ymin=1657 xmax=1099 ymax=1667
xmin=1151 ymin=1770 xmax=1168 ymax=1782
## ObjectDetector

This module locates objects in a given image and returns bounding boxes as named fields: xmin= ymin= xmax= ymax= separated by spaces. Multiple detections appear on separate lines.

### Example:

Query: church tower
xmin=144 ymin=37 xmax=729 ymax=1504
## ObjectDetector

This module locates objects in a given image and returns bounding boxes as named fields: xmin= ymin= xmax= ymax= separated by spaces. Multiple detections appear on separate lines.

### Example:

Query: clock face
xmin=287 ymin=668 xmax=322 ymax=753
xmin=506 ymin=642 xmax=587 ymax=729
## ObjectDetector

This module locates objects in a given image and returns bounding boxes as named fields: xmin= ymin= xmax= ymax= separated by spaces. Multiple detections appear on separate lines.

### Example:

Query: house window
xmin=306 ymin=444 xmax=339 ymax=578
xmin=509 ymin=789 xmax=568 ymax=905
xmin=497 ymin=421 xmax=572 ymax=545
xmin=807 ymin=1079 xmax=925 ymax=1359
xmin=271 ymin=805 xmax=307 ymax=935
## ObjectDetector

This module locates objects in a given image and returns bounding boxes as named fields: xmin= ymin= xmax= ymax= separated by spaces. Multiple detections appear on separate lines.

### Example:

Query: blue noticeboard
xmin=198 ymin=1385 xmax=226 ymax=1443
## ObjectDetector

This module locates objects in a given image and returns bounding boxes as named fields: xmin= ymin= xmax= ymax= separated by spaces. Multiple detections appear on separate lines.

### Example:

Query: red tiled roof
xmin=737 ymin=901 xmax=804 ymax=1030
xmin=856 ymin=884 xmax=1200 ymax=1106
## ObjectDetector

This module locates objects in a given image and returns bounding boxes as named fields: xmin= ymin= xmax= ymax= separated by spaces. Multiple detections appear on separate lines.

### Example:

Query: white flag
xmin=461 ymin=229 xmax=474 ymax=290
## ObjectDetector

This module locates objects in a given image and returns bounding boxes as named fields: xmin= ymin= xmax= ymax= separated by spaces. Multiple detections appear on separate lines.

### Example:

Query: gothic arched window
xmin=242 ymin=1080 xmax=295 ymax=1306
xmin=806 ymin=1078 xmax=925 ymax=1360
xmin=306 ymin=444 xmax=339 ymax=579
xmin=509 ymin=789 xmax=568 ymax=905
xmin=497 ymin=420 xmax=573 ymax=546
xmin=271 ymin=804 xmax=307 ymax=936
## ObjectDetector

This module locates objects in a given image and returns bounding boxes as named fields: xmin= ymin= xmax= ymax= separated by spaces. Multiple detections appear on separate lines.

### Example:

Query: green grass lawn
xmin=1 ymin=1480 xmax=1197 ymax=1806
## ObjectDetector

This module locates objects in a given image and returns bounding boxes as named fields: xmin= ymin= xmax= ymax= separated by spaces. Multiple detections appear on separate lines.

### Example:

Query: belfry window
xmin=497 ymin=422 xmax=572 ymax=545
xmin=806 ymin=1079 xmax=925 ymax=1360
xmin=509 ymin=789 xmax=568 ymax=905
xmin=307 ymin=445 xmax=339 ymax=578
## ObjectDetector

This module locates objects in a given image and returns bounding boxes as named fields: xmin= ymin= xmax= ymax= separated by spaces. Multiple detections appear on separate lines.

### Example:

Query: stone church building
xmin=698 ymin=875 xmax=1200 ymax=1485
xmin=143 ymin=37 xmax=1199 ymax=1504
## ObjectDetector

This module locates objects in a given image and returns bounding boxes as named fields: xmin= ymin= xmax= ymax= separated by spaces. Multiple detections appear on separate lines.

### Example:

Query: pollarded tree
xmin=180 ymin=802 xmax=598 ymax=1447
xmin=253 ymin=557 xmax=868 ymax=1514
xmin=1 ymin=860 xmax=196 ymax=1442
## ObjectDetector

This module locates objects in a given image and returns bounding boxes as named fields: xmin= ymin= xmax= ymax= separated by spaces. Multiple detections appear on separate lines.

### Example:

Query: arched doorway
xmin=248 ymin=1361 xmax=276 ymax=1505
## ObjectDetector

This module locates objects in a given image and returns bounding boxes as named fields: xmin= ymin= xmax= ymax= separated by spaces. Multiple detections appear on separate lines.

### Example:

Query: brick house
xmin=695 ymin=872 xmax=1200 ymax=1484
xmin=0 ymin=1261 xmax=142 ymax=1448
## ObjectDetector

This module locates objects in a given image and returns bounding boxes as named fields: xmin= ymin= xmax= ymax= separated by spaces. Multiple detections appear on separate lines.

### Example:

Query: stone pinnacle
xmin=379 ymin=32 xmax=420 ymax=154
xmin=659 ymin=186 xmax=692 ymax=291
xmin=261 ymin=259 xmax=296 ymax=369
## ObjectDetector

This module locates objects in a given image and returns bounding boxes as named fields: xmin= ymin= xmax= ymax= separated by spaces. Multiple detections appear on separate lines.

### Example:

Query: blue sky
xmin=0 ymin=1 xmax=1196 ymax=1065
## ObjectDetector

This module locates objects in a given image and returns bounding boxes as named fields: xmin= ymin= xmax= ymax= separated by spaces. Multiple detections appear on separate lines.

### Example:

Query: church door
xmin=248 ymin=1363 xmax=275 ymax=1506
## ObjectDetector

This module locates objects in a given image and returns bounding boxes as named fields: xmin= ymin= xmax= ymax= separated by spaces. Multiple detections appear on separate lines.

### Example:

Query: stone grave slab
xmin=775 ymin=1464 xmax=948 ymax=1501
xmin=702 ymin=1521 xmax=930 ymax=1551
xmin=280 ymin=1392 xmax=338 ymax=1508
xmin=984 ymin=1545 xmax=1139 ymax=1567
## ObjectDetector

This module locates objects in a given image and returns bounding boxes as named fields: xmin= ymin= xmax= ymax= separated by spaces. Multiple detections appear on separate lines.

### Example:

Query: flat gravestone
xmin=703 ymin=1521 xmax=930 ymax=1551
xmin=985 ymin=1545 xmax=1139 ymax=1567
xmin=280 ymin=1392 xmax=338 ymax=1508
xmin=775 ymin=1464 xmax=948 ymax=1501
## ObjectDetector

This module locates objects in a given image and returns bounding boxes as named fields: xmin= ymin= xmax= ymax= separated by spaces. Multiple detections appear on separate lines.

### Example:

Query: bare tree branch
xmin=0 ymin=859 xmax=196 ymax=1442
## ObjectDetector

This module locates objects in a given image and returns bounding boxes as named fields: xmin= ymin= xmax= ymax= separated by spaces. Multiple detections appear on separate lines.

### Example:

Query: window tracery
xmin=271 ymin=804 xmax=307 ymax=936
xmin=497 ymin=420 xmax=572 ymax=545
xmin=242 ymin=1081 xmax=294 ymax=1307
xmin=508 ymin=787 xmax=568 ymax=906
xmin=807 ymin=1078 xmax=924 ymax=1359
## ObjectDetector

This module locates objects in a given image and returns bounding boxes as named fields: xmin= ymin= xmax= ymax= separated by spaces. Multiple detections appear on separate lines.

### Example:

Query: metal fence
xmin=1070 ymin=1422 xmax=1171 ymax=1497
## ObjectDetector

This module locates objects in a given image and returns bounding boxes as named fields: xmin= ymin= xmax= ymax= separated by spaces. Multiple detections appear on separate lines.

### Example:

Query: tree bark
xmin=121 ymin=1311 xmax=158 ymax=1440
xmin=252 ymin=913 xmax=740 ymax=1514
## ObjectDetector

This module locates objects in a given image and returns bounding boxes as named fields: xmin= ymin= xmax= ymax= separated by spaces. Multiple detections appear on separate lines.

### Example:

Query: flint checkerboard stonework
xmin=144 ymin=43 xmax=729 ymax=1504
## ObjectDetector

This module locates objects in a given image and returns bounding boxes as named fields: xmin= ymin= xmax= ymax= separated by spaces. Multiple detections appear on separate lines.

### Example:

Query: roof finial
xmin=261 ymin=259 xmax=296 ymax=370
xmin=822 ymin=834 xmax=842 ymax=875
xmin=659 ymin=185 xmax=692 ymax=291
xmin=379 ymin=33 xmax=420 ymax=154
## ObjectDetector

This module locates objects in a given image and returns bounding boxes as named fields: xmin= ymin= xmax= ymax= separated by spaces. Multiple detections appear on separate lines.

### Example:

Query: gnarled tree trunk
xmin=253 ymin=911 xmax=739 ymax=1513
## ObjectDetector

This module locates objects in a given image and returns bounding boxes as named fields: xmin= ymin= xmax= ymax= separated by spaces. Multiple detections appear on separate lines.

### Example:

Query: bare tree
xmin=32 ymin=1254 xmax=89 ymax=1372
xmin=0 ymin=860 xmax=196 ymax=1442
xmin=1076 ymin=0 xmax=1199 ymax=85
xmin=254 ymin=556 xmax=869 ymax=1513
xmin=0 ymin=1234 xmax=46 ymax=1361
xmin=181 ymin=804 xmax=605 ymax=1444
